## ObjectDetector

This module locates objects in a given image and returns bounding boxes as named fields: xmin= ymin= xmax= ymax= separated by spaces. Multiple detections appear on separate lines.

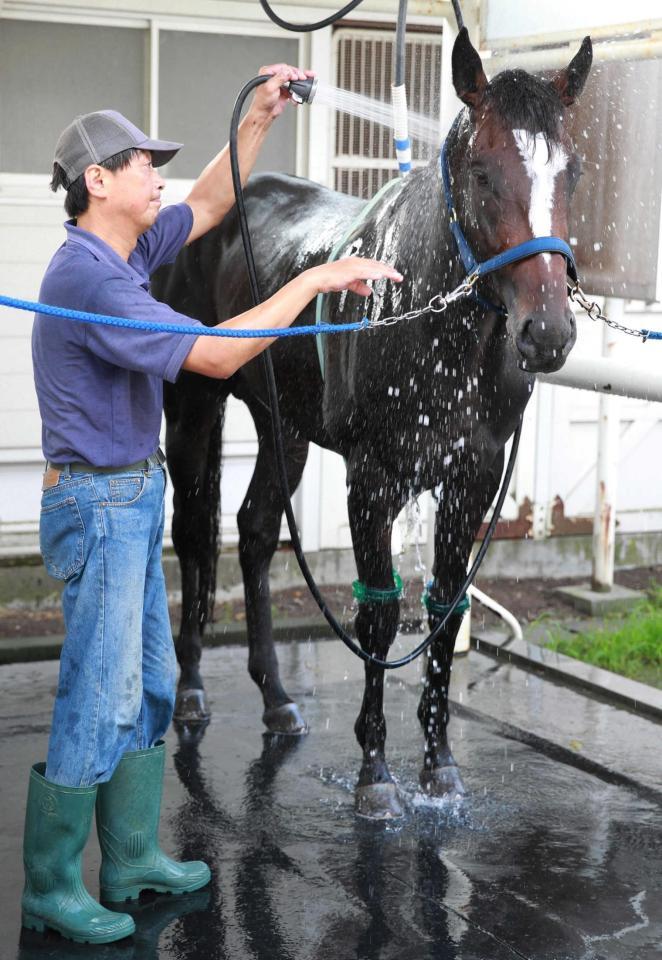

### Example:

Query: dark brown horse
xmin=153 ymin=29 xmax=592 ymax=819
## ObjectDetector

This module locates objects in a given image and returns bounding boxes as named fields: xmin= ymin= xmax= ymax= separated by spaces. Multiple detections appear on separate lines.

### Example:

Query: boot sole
xmin=102 ymin=872 xmax=211 ymax=903
xmin=22 ymin=911 xmax=135 ymax=944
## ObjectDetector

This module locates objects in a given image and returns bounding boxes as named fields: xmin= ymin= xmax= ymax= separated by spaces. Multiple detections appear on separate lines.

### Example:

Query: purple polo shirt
xmin=32 ymin=202 xmax=201 ymax=466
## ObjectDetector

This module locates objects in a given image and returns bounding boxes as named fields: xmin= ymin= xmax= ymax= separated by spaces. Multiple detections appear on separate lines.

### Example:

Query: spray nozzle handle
xmin=284 ymin=77 xmax=318 ymax=105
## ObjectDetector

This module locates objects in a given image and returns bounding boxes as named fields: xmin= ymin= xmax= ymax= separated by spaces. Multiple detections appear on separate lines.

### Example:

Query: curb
xmin=0 ymin=617 xmax=333 ymax=666
xmin=3 ymin=623 xmax=661 ymax=725
xmin=472 ymin=628 xmax=662 ymax=722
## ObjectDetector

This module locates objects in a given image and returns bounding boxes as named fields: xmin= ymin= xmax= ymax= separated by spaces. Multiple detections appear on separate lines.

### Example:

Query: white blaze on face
xmin=513 ymin=129 xmax=568 ymax=264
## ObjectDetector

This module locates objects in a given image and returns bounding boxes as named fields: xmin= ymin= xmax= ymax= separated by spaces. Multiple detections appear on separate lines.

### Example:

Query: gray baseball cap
xmin=54 ymin=109 xmax=183 ymax=184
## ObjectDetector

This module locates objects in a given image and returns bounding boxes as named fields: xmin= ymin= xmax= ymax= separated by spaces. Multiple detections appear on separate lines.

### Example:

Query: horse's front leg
xmin=348 ymin=470 xmax=407 ymax=819
xmin=418 ymin=454 xmax=503 ymax=798
xmin=238 ymin=419 xmax=309 ymax=736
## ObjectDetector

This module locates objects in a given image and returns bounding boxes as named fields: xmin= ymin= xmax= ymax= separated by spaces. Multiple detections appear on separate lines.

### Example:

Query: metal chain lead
xmin=367 ymin=275 xmax=650 ymax=342
xmin=568 ymin=280 xmax=648 ymax=341
xmin=368 ymin=273 xmax=479 ymax=327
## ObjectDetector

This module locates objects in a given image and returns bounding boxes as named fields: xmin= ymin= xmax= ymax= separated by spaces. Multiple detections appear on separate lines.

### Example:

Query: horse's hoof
xmin=355 ymin=782 xmax=404 ymax=820
xmin=262 ymin=702 xmax=308 ymax=736
xmin=419 ymin=765 xmax=466 ymax=800
xmin=174 ymin=688 xmax=211 ymax=724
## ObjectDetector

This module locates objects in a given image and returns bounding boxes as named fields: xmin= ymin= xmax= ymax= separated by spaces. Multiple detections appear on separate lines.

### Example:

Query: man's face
xmin=104 ymin=150 xmax=165 ymax=233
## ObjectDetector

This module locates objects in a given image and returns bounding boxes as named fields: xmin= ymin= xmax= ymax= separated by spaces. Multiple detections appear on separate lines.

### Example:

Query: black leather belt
xmin=48 ymin=448 xmax=166 ymax=475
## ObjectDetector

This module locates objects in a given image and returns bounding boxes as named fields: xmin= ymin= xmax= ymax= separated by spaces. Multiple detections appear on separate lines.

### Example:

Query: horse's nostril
xmin=516 ymin=319 xmax=536 ymax=357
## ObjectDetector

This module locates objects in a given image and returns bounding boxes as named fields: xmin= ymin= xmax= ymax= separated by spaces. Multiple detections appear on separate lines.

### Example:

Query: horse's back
xmin=227 ymin=173 xmax=364 ymax=305
xmin=154 ymin=173 xmax=363 ymax=324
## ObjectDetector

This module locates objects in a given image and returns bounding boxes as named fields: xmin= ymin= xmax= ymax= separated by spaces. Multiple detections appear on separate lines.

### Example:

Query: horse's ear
xmin=452 ymin=26 xmax=488 ymax=110
xmin=552 ymin=36 xmax=593 ymax=106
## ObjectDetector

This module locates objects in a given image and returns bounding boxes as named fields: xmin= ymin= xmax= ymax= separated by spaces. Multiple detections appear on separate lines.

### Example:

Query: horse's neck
xmin=379 ymin=164 xmax=467 ymax=320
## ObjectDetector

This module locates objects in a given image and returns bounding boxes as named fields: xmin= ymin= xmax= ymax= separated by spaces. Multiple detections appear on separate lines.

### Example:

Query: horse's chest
xmin=360 ymin=363 xmax=527 ymax=480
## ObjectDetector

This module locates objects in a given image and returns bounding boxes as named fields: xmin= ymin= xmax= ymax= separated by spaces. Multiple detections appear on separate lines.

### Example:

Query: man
xmin=24 ymin=64 xmax=402 ymax=945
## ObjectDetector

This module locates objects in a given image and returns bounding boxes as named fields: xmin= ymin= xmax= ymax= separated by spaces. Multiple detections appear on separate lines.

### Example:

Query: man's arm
xmin=181 ymin=258 xmax=403 ymax=379
xmin=184 ymin=63 xmax=310 ymax=245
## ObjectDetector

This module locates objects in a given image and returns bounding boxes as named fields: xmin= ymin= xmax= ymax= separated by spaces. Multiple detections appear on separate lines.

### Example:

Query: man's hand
xmin=308 ymin=257 xmax=404 ymax=298
xmin=249 ymin=64 xmax=316 ymax=123
xmin=183 ymin=257 xmax=404 ymax=380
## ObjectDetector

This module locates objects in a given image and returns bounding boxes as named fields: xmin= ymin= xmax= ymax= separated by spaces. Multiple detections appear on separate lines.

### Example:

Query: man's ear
xmin=452 ymin=26 xmax=488 ymax=109
xmin=552 ymin=36 xmax=593 ymax=106
xmin=84 ymin=165 xmax=107 ymax=198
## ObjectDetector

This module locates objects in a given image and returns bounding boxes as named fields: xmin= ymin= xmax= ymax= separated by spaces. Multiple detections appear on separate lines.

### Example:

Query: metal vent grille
xmin=332 ymin=28 xmax=442 ymax=198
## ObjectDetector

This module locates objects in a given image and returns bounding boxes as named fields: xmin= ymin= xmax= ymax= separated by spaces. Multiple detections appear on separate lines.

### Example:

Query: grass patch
xmin=544 ymin=585 xmax=662 ymax=690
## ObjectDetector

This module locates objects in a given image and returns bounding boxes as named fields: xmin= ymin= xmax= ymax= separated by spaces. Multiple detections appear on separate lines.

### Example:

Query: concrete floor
xmin=1 ymin=637 xmax=661 ymax=960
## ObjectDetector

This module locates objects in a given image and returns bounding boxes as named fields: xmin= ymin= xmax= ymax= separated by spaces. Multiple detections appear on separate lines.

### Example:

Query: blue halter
xmin=440 ymin=115 xmax=577 ymax=315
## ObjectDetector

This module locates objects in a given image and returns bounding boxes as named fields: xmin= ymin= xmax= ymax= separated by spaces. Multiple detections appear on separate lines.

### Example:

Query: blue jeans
xmin=40 ymin=458 xmax=177 ymax=787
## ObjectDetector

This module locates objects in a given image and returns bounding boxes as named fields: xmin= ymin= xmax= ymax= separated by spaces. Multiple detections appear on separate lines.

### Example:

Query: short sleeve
xmin=83 ymin=276 xmax=202 ymax=382
xmin=135 ymin=202 xmax=194 ymax=274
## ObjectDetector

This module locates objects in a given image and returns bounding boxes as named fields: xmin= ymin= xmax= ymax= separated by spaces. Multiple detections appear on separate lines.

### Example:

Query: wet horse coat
xmin=154 ymin=29 xmax=592 ymax=818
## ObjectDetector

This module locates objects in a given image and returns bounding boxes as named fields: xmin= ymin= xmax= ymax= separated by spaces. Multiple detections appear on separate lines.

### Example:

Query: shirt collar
xmin=63 ymin=220 xmax=148 ymax=285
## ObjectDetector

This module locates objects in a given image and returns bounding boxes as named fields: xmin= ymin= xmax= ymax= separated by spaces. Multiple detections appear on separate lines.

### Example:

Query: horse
xmin=153 ymin=28 xmax=593 ymax=819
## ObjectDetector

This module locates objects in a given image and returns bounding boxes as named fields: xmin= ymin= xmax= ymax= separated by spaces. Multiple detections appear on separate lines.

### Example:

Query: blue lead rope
xmin=0 ymin=294 xmax=369 ymax=338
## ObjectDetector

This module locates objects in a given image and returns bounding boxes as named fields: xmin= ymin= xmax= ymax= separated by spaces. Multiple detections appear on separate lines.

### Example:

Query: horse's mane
xmin=486 ymin=69 xmax=562 ymax=144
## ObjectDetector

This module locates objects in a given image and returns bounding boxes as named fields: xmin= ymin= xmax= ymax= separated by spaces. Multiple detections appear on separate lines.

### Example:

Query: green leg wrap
xmin=21 ymin=763 xmax=135 ymax=944
xmin=96 ymin=742 xmax=211 ymax=903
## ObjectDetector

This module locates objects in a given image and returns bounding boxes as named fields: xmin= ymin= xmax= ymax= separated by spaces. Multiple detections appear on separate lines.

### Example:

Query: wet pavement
xmin=1 ymin=638 xmax=661 ymax=960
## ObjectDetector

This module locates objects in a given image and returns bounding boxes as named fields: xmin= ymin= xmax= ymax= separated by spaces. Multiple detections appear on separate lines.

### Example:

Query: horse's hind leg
xmin=418 ymin=456 xmax=503 ymax=798
xmin=347 ymin=468 xmax=408 ymax=820
xmin=165 ymin=374 xmax=227 ymax=723
xmin=237 ymin=422 xmax=309 ymax=735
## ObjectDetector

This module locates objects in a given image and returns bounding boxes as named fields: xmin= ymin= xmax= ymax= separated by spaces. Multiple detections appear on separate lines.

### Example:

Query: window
xmin=158 ymin=31 xmax=298 ymax=179
xmin=0 ymin=20 xmax=146 ymax=175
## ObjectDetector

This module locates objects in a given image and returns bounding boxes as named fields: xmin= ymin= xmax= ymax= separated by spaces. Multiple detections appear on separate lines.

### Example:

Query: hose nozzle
xmin=284 ymin=77 xmax=318 ymax=104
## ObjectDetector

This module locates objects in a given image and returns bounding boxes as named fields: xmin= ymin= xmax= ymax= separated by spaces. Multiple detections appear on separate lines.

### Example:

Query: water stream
xmin=313 ymin=81 xmax=442 ymax=146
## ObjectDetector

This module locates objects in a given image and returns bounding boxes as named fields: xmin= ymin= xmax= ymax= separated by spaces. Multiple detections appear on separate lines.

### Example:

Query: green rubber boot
xmin=21 ymin=763 xmax=135 ymax=944
xmin=96 ymin=742 xmax=211 ymax=903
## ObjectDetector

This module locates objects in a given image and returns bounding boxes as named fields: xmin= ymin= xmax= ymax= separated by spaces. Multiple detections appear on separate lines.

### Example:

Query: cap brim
xmin=138 ymin=138 xmax=183 ymax=167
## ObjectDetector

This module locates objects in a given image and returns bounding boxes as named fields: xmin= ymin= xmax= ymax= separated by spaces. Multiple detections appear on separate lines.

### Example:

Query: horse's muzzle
xmin=515 ymin=308 xmax=576 ymax=373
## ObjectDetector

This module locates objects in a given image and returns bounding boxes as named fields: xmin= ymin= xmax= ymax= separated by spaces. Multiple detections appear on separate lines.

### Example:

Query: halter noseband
xmin=440 ymin=114 xmax=577 ymax=315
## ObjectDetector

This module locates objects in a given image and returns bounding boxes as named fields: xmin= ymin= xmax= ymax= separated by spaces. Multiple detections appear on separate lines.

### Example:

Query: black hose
xmin=259 ymin=0 xmax=365 ymax=32
xmin=228 ymin=75 xmax=521 ymax=669
xmin=394 ymin=0 xmax=409 ymax=87
xmin=451 ymin=0 xmax=464 ymax=30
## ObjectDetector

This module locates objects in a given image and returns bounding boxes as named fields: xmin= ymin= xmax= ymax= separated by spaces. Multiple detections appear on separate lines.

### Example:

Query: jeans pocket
xmin=106 ymin=474 xmax=146 ymax=506
xmin=40 ymin=497 xmax=85 ymax=580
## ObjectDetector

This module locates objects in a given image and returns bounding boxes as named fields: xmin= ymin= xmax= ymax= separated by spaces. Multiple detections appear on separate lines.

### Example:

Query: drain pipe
xmin=392 ymin=0 xmax=412 ymax=176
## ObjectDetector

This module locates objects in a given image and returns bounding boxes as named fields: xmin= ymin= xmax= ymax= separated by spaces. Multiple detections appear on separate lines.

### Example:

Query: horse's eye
xmin=472 ymin=168 xmax=490 ymax=188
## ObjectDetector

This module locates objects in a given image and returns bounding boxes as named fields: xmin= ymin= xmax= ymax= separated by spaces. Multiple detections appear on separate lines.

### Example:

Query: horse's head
xmin=449 ymin=28 xmax=592 ymax=373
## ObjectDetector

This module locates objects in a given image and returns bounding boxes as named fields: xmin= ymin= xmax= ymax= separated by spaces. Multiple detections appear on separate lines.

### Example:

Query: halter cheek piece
xmin=440 ymin=114 xmax=577 ymax=315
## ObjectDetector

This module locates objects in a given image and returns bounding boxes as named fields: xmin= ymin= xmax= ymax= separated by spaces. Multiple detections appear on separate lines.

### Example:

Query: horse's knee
xmin=172 ymin=498 xmax=214 ymax=553
xmin=237 ymin=504 xmax=280 ymax=569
